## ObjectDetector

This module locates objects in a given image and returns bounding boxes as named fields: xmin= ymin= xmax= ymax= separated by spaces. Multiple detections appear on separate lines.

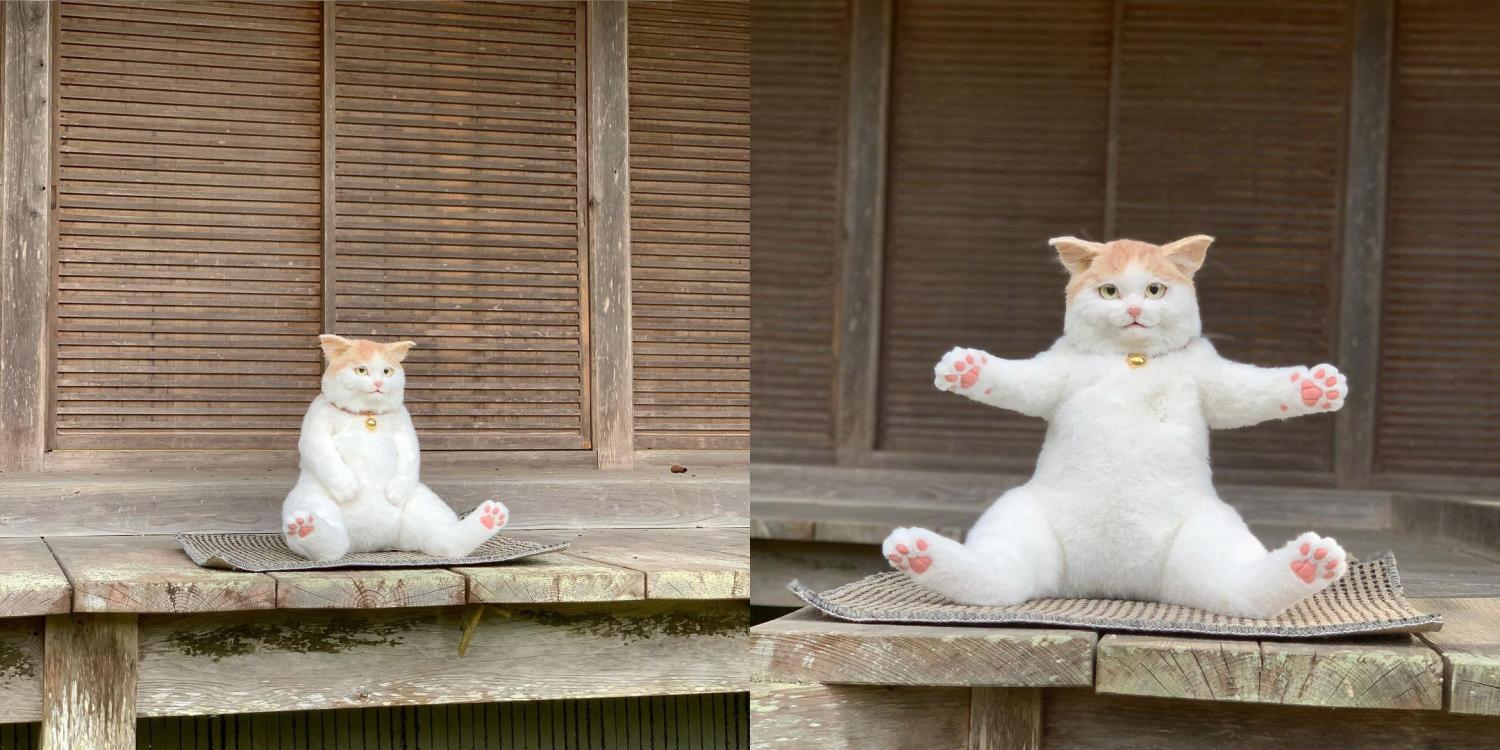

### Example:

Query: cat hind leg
xmin=881 ymin=526 xmax=1039 ymax=606
xmin=282 ymin=489 xmax=351 ymax=562
xmin=396 ymin=485 xmax=507 ymax=558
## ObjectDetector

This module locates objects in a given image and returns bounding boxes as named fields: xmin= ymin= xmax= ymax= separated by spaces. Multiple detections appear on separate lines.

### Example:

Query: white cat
xmin=883 ymin=235 xmax=1348 ymax=619
xmin=281 ymin=335 xmax=508 ymax=562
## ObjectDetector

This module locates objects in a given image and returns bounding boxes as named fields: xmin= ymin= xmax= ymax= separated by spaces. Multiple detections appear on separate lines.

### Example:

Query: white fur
xmin=281 ymin=342 xmax=507 ymax=561
xmin=885 ymin=240 xmax=1349 ymax=618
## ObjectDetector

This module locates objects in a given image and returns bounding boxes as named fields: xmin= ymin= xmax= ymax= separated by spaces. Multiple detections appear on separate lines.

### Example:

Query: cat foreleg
xmin=1159 ymin=503 xmax=1348 ymax=619
xmin=396 ymin=486 xmax=508 ymax=558
xmin=933 ymin=347 xmax=1066 ymax=417
xmin=1197 ymin=357 xmax=1347 ymax=429
xmin=298 ymin=412 xmax=359 ymax=502
xmin=385 ymin=413 xmax=421 ymax=506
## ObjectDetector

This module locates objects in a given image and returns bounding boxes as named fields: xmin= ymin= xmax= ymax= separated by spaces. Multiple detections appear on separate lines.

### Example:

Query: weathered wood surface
xmin=1393 ymin=493 xmax=1500 ymax=560
xmin=0 ymin=0 xmax=51 ymax=473
xmin=833 ymin=0 xmax=892 ymax=464
xmin=751 ymin=683 xmax=969 ymax=750
xmin=0 ymin=538 xmax=71 ymax=617
xmin=270 ymin=568 xmax=466 ymax=610
xmin=970 ymin=688 xmax=1041 ymax=750
xmin=1045 ymin=690 xmax=1500 ymax=749
xmin=564 ymin=527 xmax=750 ymax=600
xmin=1414 ymin=597 xmax=1500 ymax=716
xmin=458 ymin=544 xmax=646 ymax=604
xmin=46 ymin=535 xmax=276 ymax=614
xmin=0 ymin=466 xmax=748 ymax=537
xmin=1333 ymin=0 xmax=1393 ymax=485
xmin=752 ymin=607 xmax=1095 ymax=687
xmin=135 ymin=601 xmax=748 ymax=717
xmin=41 ymin=614 xmax=137 ymax=750
xmin=0 ymin=618 xmax=43 ymax=724
xmin=1097 ymin=632 xmax=1444 ymax=710
xmin=750 ymin=539 xmax=885 ymax=608
xmin=1253 ymin=523 xmax=1500 ymax=598
xmin=587 ymin=0 xmax=635 ymax=470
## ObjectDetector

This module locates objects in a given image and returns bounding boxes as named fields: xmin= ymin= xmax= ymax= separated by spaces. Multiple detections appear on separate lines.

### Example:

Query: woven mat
xmin=791 ymin=552 xmax=1441 ymax=638
xmin=176 ymin=532 xmax=568 ymax=572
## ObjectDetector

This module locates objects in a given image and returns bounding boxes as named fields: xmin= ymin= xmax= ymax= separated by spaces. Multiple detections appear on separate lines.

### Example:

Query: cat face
xmin=317 ymin=334 xmax=416 ymax=412
xmin=1050 ymin=235 xmax=1213 ymax=355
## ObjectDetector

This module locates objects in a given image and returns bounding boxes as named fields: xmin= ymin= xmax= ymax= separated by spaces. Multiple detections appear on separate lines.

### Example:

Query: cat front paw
xmin=934 ymin=347 xmax=989 ymax=393
xmin=385 ymin=477 xmax=417 ymax=505
xmin=1283 ymin=364 xmax=1346 ymax=414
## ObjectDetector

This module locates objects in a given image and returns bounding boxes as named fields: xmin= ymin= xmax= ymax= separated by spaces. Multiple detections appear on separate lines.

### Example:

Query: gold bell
xmin=1126 ymin=353 xmax=1148 ymax=369
xmin=364 ymin=416 xmax=378 ymax=431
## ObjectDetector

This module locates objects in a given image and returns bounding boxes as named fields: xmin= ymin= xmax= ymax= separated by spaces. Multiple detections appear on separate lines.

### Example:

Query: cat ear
xmin=384 ymin=340 xmax=417 ymax=363
xmin=1160 ymin=235 xmax=1213 ymax=276
xmin=318 ymin=334 xmax=354 ymax=360
xmin=1049 ymin=236 xmax=1106 ymax=275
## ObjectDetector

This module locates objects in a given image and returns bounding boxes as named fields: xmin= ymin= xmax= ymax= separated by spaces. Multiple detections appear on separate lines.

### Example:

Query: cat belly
xmin=340 ymin=491 xmax=404 ymax=552
xmin=332 ymin=429 xmax=400 ymax=486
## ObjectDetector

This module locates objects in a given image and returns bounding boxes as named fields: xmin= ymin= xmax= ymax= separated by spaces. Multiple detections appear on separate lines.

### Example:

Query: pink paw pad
xmin=479 ymin=502 xmax=506 ymax=530
xmin=1293 ymin=366 xmax=1343 ymax=410
xmin=940 ymin=351 xmax=984 ymax=390
xmin=286 ymin=515 xmax=314 ymax=539
xmin=1290 ymin=544 xmax=1340 ymax=584
xmin=887 ymin=536 xmax=934 ymax=575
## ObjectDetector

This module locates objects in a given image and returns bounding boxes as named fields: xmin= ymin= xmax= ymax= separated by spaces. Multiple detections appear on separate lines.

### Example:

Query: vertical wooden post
xmin=320 ymin=3 xmax=337 ymax=335
xmin=42 ymin=614 xmax=138 ymax=750
xmin=834 ymin=0 xmax=893 ymax=465
xmin=1334 ymin=0 xmax=1393 ymax=487
xmin=1102 ymin=0 xmax=1125 ymax=239
xmin=968 ymin=688 xmax=1041 ymax=750
xmin=586 ymin=1 xmax=635 ymax=469
xmin=0 ymin=0 xmax=51 ymax=472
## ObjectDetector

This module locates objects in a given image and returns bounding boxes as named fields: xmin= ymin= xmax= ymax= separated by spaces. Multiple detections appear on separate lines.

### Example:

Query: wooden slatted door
xmin=876 ymin=0 xmax=1113 ymax=465
xmin=332 ymin=1 xmax=587 ymax=450
xmin=1377 ymin=1 xmax=1500 ymax=478
xmin=748 ymin=0 xmax=846 ymax=458
xmin=628 ymin=0 xmax=751 ymax=450
xmin=1111 ymin=0 xmax=1351 ymax=475
xmin=54 ymin=0 xmax=325 ymax=450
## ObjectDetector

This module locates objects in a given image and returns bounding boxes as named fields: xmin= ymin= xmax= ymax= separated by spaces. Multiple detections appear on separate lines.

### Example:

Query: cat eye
xmin=354 ymin=366 xmax=368 ymax=376
xmin=383 ymin=367 xmax=394 ymax=376
xmin=1098 ymin=284 xmax=1120 ymax=299
xmin=1146 ymin=283 xmax=1167 ymax=299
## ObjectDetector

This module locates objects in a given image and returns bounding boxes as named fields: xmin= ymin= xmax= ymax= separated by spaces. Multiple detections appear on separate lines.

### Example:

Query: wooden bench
xmin=750 ymin=464 xmax=1500 ymax=745
xmin=0 ymin=516 xmax=749 ymax=746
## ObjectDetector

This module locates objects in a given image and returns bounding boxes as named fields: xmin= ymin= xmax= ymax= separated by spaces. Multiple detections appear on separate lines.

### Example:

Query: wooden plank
xmin=586 ymin=0 xmax=635 ymax=469
xmin=1414 ymin=597 xmax=1500 ymax=716
xmin=1334 ymin=0 xmax=1393 ymax=486
xmin=0 ymin=465 xmax=748 ymax=537
xmin=320 ymin=2 xmax=335 ymax=333
xmin=750 ymin=539 xmax=885 ymax=609
xmin=41 ymin=613 xmax=137 ymax=750
xmin=46 ymin=535 xmax=276 ymax=614
xmin=752 ymin=607 xmax=1095 ymax=687
xmin=561 ymin=527 xmax=749 ymax=600
xmin=0 ymin=0 xmax=51 ymax=472
xmin=969 ymin=688 xmax=1040 ymax=750
xmin=0 ymin=618 xmax=43 ymax=724
xmin=1258 ymin=637 xmax=1443 ymax=710
xmin=0 ymin=538 xmax=71 ymax=617
xmin=457 ymin=545 xmax=646 ymax=604
xmin=750 ymin=682 xmax=969 ymax=750
xmin=135 ymin=600 xmax=748 ymax=717
xmin=833 ymin=0 xmax=891 ymax=465
xmin=1096 ymin=634 xmax=1264 ymax=704
xmin=270 ymin=568 xmax=467 ymax=610
xmin=1046 ymin=690 xmax=1500 ymax=749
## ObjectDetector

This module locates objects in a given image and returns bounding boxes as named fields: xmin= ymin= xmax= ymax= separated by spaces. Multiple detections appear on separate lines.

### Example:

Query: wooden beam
xmin=320 ymin=2 xmax=336 ymax=334
xmin=0 ymin=618 xmax=44 ymax=724
xmin=561 ymin=527 xmax=750 ymax=600
xmin=0 ymin=538 xmax=70 ymax=617
xmin=969 ymin=688 xmax=1041 ymax=750
xmin=1333 ymin=0 xmax=1394 ymax=486
xmin=458 ymin=551 xmax=647 ymax=604
xmin=751 ymin=682 xmax=971 ymax=750
xmin=270 ymin=568 xmax=467 ymax=610
xmin=833 ymin=0 xmax=893 ymax=466
xmin=46 ymin=536 xmax=276 ymax=614
xmin=752 ymin=607 xmax=1096 ymax=686
xmin=0 ymin=1 xmax=51 ymax=472
xmin=1101 ymin=0 xmax=1125 ymax=238
xmin=41 ymin=614 xmax=137 ymax=750
xmin=585 ymin=0 xmax=635 ymax=469
xmin=1413 ymin=597 xmax=1500 ymax=716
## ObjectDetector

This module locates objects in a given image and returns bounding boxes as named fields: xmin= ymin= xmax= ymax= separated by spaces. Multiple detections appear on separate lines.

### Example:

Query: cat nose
xmin=373 ymin=380 xmax=384 ymax=389
xmin=1128 ymin=306 xmax=1142 ymax=317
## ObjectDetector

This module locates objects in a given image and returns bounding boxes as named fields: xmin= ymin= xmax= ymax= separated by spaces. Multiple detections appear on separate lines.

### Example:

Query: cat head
xmin=317 ymin=334 xmax=416 ymax=412
xmin=1050 ymin=235 xmax=1213 ymax=355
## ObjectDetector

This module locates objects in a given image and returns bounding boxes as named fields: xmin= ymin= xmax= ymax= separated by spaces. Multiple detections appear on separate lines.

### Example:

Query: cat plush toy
xmin=281 ymin=335 xmax=509 ymax=562
xmin=883 ymin=236 xmax=1348 ymax=619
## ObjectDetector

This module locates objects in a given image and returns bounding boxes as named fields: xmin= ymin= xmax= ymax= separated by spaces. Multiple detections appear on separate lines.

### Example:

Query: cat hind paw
xmin=883 ymin=527 xmax=937 ymax=575
xmin=1284 ymin=532 xmax=1347 ymax=588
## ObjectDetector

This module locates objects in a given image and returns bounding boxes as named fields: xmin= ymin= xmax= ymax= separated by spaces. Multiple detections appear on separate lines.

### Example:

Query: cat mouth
xmin=1125 ymin=322 xmax=1149 ymax=329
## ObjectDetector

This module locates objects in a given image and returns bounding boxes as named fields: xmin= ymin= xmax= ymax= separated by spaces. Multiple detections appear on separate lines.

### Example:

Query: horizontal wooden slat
xmin=332 ymin=1 xmax=586 ymax=448
xmin=54 ymin=0 xmax=326 ymax=449
xmin=629 ymin=1 xmax=750 ymax=451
